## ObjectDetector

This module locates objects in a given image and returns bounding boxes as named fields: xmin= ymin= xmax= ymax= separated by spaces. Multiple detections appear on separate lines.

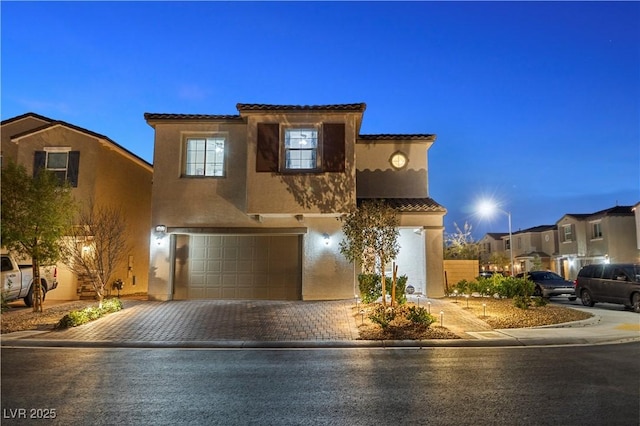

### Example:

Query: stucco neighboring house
xmin=144 ymin=103 xmax=446 ymax=301
xmin=478 ymin=232 xmax=508 ymax=272
xmin=511 ymin=225 xmax=558 ymax=273
xmin=555 ymin=205 xmax=639 ymax=280
xmin=1 ymin=113 xmax=153 ymax=300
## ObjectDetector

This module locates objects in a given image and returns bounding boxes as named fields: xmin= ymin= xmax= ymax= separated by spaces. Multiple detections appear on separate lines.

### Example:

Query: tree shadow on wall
xmin=278 ymin=173 xmax=355 ymax=213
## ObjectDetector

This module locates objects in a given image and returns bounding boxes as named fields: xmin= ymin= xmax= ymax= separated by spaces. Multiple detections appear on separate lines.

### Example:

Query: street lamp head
xmin=478 ymin=200 xmax=497 ymax=217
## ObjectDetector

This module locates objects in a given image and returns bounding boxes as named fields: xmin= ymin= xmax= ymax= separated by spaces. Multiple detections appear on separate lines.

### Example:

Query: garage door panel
xmin=184 ymin=234 xmax=301 ymax=300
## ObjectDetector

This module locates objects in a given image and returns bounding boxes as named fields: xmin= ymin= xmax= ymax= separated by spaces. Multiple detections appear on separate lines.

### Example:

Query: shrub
xmin=368 ymin=304 xmax=396 ymax=329
xmin=56 ymin=297 xmax=123 ymax=329
xmin=406 ymin=306 xmax=436 ymax=325
xmin=358 ymin=273 xmax=408 ymax=305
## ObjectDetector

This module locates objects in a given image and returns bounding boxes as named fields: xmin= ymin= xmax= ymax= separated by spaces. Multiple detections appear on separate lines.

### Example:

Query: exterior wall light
xmin=322 ymin=233 xmax=331 ymax=246
xmin=155 ymin=225 xmax=167 ymax=233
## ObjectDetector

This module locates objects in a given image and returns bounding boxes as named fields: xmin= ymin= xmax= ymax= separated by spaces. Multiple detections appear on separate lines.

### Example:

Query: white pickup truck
xmin=1 ymin=254 xmax=58 ymax=307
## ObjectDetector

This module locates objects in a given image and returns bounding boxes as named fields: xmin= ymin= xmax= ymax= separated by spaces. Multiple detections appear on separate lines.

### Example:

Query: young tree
xmin=62 ymin=201 xmax=130 ymax=308
xmin=339 ymin=200 xmax=400 ymax=306
xmin=1 ymin=161 xmax=76 ymax=312
xmin=444 ymin=221 xmax=478 ymax=260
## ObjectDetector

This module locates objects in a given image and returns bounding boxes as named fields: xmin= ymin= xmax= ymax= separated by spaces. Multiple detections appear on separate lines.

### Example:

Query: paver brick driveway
xmin=39 ymin=300 xmax=362 ymax=342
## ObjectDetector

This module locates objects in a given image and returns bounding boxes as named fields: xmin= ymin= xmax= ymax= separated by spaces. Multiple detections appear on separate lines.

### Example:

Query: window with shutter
xmin=34 ymin=149 xmax=80 ymax=187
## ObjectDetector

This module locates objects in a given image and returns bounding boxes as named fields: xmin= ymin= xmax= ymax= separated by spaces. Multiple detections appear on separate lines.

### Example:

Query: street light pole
xmin=478 ymin=201 xmax=515 ymax=276
xmin=506 ymin=210 xmax=514 ymax=276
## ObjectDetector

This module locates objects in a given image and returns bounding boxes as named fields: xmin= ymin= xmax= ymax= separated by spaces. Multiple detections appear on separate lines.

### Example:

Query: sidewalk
xmin=1 ymin=297 xmax=639 ymax=348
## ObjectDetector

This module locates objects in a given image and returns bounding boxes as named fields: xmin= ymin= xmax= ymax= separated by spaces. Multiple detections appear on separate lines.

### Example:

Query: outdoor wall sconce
xmin=322 ymin=233 xmax=330 ymax=246
xmin=155 ymin=225 xmax=167 ymax=245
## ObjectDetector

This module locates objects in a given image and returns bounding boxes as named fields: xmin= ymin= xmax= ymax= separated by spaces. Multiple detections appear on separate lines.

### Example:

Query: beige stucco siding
xmin=356 ymin=139 xmax=432 ymax=198
xmin=244 ymin=113 xmax=358 ymax=215
xmin=150 ymin=121 xmax=249 ymax=227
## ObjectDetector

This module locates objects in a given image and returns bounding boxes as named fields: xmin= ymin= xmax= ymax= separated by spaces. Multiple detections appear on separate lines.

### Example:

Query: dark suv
xmin=575 ymin=263 xmax=640 ymax=312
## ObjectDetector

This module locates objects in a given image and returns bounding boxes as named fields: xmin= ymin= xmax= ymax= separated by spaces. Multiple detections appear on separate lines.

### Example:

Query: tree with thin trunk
xmin=1 ymin=161 xmax=76 ymax=312
xmin=339 ymin=199 xmax=400 ymax=306
xmin=61 ymin=201 xmax=130 ymax=308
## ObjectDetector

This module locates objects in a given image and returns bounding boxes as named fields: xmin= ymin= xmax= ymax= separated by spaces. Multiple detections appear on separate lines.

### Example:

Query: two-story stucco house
xmin=1 ymin=113 xmax=153 ymax=300
xmin=478 ymin=233 xmax=508 ymax=272
xmin=555 ymin=205 xmax=639 ymax=279
xmin=511 ymin=225 xmax=558 ymax=273
xmin=145 ymin=103 xmax=446 ymax=301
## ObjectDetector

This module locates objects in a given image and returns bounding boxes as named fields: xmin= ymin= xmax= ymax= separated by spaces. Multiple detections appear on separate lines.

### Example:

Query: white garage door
xmin=186 ymin=235 xmax=301 ymax=300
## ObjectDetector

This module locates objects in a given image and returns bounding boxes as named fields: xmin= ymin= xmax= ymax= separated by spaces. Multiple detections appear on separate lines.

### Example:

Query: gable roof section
xmin=1 ymin=112 xmax=54 ymax=126
xmin=144 ymin=113 xmax=243 ymax=122
xmin=513 ymin=225 xmax=556 ymax=235
xmin=359 ymin=134 xmax=436 ymax=141
xmin=357 ymin=197 xmax=446 ymax=213
xmin=484 ymin=232 xmax=508 ymax=240
xmin=236 ymin=103 xmax=366 ymax=112
xmin=9 ymin=117 xmax=152 ymax=170
xmin=558 ymin=205 xmax=634 ymax=223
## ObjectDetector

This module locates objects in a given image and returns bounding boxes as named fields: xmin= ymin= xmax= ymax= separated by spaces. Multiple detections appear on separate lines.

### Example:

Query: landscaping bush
xmin=358 ymin=273 xmax=408 ymax=305
xmin=368 ymin=304 xmax=396 ymax=329
xmin=406 ymin=306 xmax=436 ymax=325
xmin=56 ymin=297 xmax=123 ymax=329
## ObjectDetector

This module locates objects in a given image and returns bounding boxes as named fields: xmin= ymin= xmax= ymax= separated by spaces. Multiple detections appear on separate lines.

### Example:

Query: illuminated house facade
xmin=1 ymin=113 xmax=153 ymax=300
xmin=145 ymin=103 xmax=446 ymax=301
xmin=555 ymin=205 xmax=639 ymax=279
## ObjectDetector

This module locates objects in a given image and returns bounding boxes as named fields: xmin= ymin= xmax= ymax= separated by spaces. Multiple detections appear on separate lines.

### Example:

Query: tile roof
xmin=359 ymin=134 xmax=436 ymax=140
xmin=236 ymin=103 xmax=366 ymax=112
xmin=7 ymin=117 xmax=152 ymax=169
xmin=357 ymin=197 xmax=446 ymax=213
xmin=1 ymin=112 xmax=54 ymax=126
xmin=513 ymin=225 xmax=556 ymax=234
xmin=144 ymin=113 xmax=242 ymax=121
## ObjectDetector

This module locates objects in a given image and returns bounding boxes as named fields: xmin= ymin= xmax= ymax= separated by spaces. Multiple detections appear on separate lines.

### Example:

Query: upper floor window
xmin=562 ymin=224 xmax=573 ymax=242
xmin=184 ymin=136 xmax=225 ymax=177
xmin=34 ymin=149 xmax=80 ymax=187
xmin=256 ymin=122 xmax=345 ymax=174
xmin=284 ymin=128 xmax=318 ymax=170
xmin=591 ymin=221 xmax=603 ymax=239
xmin=46 ymin=151 xmax=70 ymax=183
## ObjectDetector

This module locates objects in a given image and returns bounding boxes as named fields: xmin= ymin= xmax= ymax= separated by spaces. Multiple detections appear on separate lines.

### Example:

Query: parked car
xmin=1 ymin=254 xmax=58 ymax=307
xmin=575 ymin=263 xmax=640 ymax=312
xmin=516 ymin=271 xmax=576 ymax=300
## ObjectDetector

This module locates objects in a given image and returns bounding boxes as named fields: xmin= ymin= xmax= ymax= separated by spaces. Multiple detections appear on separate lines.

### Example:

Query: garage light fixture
xmin=155 ymin=225 xmax=167 ymax=233
xmin=322 ymin=233 xmax=331 ymax=246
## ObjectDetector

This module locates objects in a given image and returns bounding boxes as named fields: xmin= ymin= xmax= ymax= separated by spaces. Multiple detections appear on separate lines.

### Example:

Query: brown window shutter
xmin=322 ymin=123 xmax=345 ymax=172
xmin=33 ymin=151 xmax=46 ymax=177
xmin=67 ymin=151 xmax=80 ymax=187
xmin=256 ymin=123 xmax=279 ymax=172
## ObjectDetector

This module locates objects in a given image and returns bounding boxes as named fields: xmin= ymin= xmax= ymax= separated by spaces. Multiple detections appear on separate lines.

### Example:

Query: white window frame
xmin=562 ymin=224 xmax=573 ymax=243
xmin=283 ymin=126 xmax=319 ymax=171
xmin=183 ymin=135 xmax=226 ymax=177
xmin=590 ymin=221 xmax=603 ymax=240
xmin=44 ymin=147 xmax=71 ymax=183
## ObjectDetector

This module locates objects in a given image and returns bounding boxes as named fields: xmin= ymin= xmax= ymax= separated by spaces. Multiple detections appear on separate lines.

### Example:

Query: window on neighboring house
xmin=184 ymin=136 xmax=225 ymax=177
xmin=505 ymin=239 xmax=511 ymax=250
xmin=591 ymin=221 xmax=603 ymax=239
xmin=562 ymin=224 xmax=573 ymax=242
xmin=284 ymin=128 xmax=318 ymax=170
xmin=34 ymin=149 xmax=80 ymax=187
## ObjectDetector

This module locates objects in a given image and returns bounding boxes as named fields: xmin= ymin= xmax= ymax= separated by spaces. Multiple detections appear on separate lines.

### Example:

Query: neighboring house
xmin=555 ymin=205 xmax=639 ymax=280
xmin=634 ymin=202 xmax=640 ymax=251
xmin=1 ymin=113 xmax=153 ymax=300
xmin=478 ymin=233 xmax=508 ymax=272
xmin=145 ymin=103 xmax=446 ymax=301
xmin=511 ymin=225 xmax=558 ymax=273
